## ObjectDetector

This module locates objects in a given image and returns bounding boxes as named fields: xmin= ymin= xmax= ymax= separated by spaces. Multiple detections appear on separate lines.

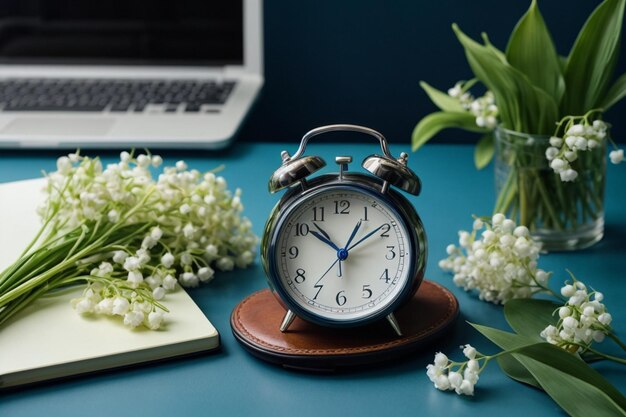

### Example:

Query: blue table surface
xmin=0 ymin=142 xmax=624 ymax=417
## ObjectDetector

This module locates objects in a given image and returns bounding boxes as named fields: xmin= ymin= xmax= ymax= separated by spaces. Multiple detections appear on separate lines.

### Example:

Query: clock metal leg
xmin=386 ymin=313 xmax=403 ymax=337
xmin=280 ymin=309 xmax=297 ymax=332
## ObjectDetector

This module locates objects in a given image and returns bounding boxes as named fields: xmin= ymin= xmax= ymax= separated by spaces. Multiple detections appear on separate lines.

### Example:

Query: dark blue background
xmin=239 ymin=0 xmax=626 ymax=144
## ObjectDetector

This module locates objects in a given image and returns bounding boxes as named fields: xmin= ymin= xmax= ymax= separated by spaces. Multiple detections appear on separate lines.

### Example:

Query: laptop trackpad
xmin=1 ymin=118 xmax=115 ymax=136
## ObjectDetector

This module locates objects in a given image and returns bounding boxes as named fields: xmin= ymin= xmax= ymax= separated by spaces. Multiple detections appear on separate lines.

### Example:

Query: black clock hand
xmin=310 ymin=223 xmax=340 ymax=251
xmin=334 ymin=219 xmax=362 ymax=278
xmin=347 ymin=223 xmax=386 ymax=251
xmin=316 ymin=258 xmax=340 ymax=285
xmin=344 ymin=219 xmax=362 ymax=249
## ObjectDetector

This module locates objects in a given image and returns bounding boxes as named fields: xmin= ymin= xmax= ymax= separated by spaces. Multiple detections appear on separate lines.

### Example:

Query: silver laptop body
xmin=0 ymin=0 xmax=263 ymax=149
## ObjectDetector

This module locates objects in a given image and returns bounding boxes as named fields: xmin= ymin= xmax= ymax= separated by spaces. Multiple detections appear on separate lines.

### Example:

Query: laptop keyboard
xmin=0 ymin=79 xmax=236 ymax=113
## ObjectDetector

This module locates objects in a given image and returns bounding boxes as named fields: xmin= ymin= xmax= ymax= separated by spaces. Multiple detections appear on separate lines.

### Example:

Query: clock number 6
xmin=294 ymin=268 xmax=306 ymax=283
xmin=336 ymin=290 xmax=347 ymax=306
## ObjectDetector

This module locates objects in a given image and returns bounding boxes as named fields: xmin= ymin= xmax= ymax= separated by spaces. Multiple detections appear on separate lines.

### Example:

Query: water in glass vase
xmin=494 ymin=127 xmax=606 ymax=252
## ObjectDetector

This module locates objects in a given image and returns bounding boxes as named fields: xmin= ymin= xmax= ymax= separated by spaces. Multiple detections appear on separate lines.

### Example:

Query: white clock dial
xmin=274 ymin=188 xmax=412 ymax=322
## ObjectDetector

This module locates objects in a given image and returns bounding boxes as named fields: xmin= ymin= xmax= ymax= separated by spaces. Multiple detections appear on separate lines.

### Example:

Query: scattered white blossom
xmin=540 ymin=275 xmax=612 ymax=352
xmin=610 ymin=149 xmax=624 ymax=165
xmin=439 ymin=214 xmax=549 ymax=304
xmin=426 ymin=344 xmax=483 ymax=396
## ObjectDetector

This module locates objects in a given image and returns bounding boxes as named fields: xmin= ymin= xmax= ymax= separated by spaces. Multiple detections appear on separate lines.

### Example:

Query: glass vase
xmin=494 ymin=127 xmax=606 ymax=252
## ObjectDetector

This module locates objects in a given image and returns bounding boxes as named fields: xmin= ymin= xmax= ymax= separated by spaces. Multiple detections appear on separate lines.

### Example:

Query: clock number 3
xmin=385 ymin=245 xmax=396 ymax=260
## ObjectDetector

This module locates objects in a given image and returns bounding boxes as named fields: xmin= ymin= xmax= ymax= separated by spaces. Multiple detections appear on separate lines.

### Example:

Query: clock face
xmin=273 ymin=187 xmax=413 ymax=323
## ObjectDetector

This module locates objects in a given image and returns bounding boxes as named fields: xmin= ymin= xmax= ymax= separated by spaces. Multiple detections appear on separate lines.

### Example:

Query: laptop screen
xmin=0 ymin=0 xmax=243 ymax=66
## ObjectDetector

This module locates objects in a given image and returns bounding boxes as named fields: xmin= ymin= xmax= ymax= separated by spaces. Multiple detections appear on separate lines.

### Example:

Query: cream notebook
xmin=0 ymin=179 xmax=219 ymax=389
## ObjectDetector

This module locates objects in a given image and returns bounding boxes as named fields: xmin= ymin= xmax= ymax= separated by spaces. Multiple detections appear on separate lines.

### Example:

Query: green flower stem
xmin=0 ymin=232 xmax=82 ymax=294
xmin=0 ymin=220 xmax=149 ymax=309
xmin=0 ymin=273 xmax=83 ymax=327
xmin=495 ymin=169 xmax=517 ymax=214
xmin=533 ymin=173 xmax=564 ymax=230
xmin=609 ymin=333 xmax=626 ymax=353
xmin=582 ymin=346 xmax=626 ymax=366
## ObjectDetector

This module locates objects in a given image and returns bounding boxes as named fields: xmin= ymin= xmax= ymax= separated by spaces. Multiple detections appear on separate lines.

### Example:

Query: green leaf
xmin=481 ymin=33 xmax=507 ymax=64
xmin=411 ymin=111 xmax=487 ymax=151
xmin=516 ymin=344 xmax=626 ymax=417
xmin=601 ymin=72 xmax=626 ymax=110
xmin=496 ymin=354 xmax=541 ymax=388
xmin=419 ymin=81 xmax=464 ymax=112
xmin=563 ymin=0 xmax=625 ymax=114
xmin=471 ymin=322 xmax=538 ymax=350
xmin=471 ymin=323 xmax=626 ymax=416
xmin=504 ymin=298 xmax=559 ymax=341
xmin=474 ymin=133 xmax=494 ymax=170
xmin=505 ymin=0 xmax=565 ymax=101
xmin=473 ymin=323 xmax=541 ymax=388
xmin=452 ymin=24 xmax=559 ymax=135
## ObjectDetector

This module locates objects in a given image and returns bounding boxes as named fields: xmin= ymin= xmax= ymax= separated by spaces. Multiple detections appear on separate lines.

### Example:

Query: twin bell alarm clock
xmin=261 ymin=124 xmax=427 ymax=336
xmin=231 ymin=124 xmax=459 ymax=370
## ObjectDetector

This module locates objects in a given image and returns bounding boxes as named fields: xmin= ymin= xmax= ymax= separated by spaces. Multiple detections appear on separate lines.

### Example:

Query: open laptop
xmin=0 ymin=0 xmax=263 ymax=149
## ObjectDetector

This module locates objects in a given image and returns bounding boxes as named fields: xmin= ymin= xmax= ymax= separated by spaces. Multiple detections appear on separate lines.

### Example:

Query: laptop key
xmin=110 ymin=103 xmax=131 ymax=112
xmin=3 ymin=104 xmax=106 ymax=112
xmin=184 ymin=104 xmax=200 ymax=112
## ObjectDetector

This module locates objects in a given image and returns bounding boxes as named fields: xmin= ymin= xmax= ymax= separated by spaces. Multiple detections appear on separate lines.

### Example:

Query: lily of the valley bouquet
xmin=430 ymin=214 xmax=626 ymax=416
xmin=412 ymin=0 xmax=626 ymax=249
xmin=0 ymin=152 xmax=257 ymax=330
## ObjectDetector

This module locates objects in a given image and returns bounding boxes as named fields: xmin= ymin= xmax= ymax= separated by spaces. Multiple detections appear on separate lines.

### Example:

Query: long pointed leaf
xmin=504 ymin=298 xmax=559 ymax=341
xmin=481 ymin=33 xmax=507 ymax=64
xmin=472 ymin=323 xmax=626 ymax=414
xmin=411 ymin=111 xmax=487 ymax=151
xmin=496 ymin=354 xmax=541 ymax=388
xmin=453 ymin=24 xmax=558 ymax=135
xmin=563 ymin=0 xmax=625 ymax=113
xmin=474 ymin=133 xmax=494 ymax=170
xmin=506 ymin=0 xmax=565 ymax=101
xmin=517 ymin=345 xmax=626 ymax=417
xmin=419 ymin=81 xmax=465 ymax=112
xmin=601 ymin=72 xmax=626 ymax=110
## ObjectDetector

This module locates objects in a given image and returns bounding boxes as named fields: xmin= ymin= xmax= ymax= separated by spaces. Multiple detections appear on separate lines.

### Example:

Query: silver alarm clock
xmin=261 ymin=124 xmax=427 ymax=336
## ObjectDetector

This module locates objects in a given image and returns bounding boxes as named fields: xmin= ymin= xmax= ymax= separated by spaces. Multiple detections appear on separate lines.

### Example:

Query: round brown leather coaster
xmin=230 ymin=280 xmax=459 ymax=371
